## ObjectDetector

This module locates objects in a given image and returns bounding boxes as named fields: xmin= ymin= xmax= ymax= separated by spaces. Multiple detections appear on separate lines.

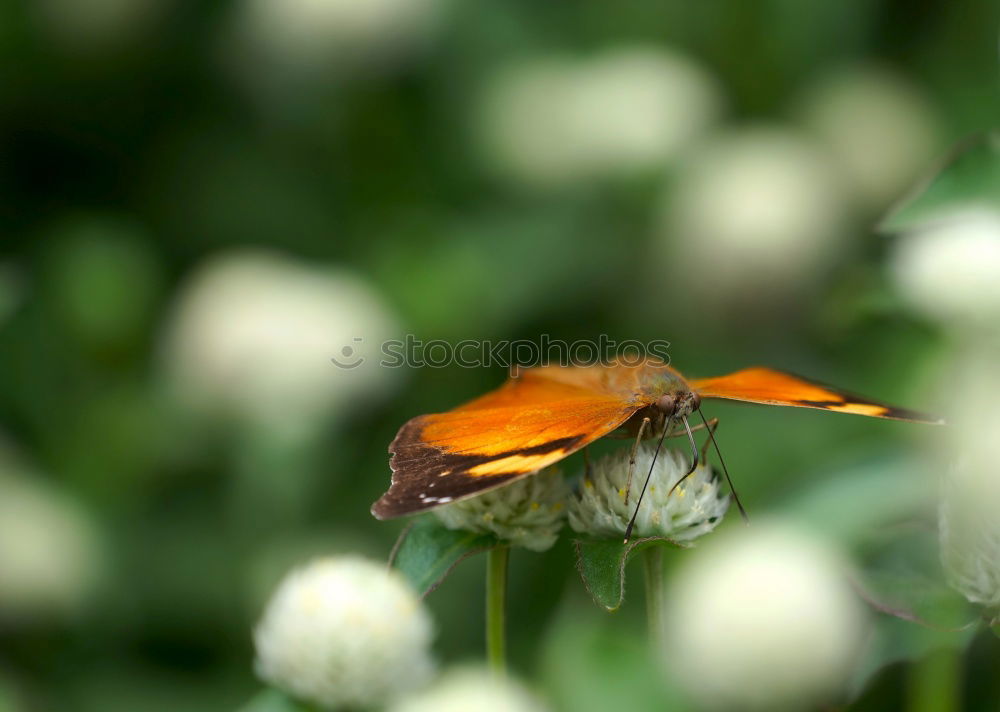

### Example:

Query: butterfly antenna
xmin=697 ymin=406 xmax=749 ymax=524
xmin=624 ymin=416 xmax=672 ymax=543
xmin=666 ymin=415 xmax=700 ymax=497
xmin=624 ymin=416 xmax=651 ymax=505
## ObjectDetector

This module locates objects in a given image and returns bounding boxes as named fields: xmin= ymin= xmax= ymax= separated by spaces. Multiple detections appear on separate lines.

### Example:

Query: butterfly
xmin=371 ymin=358 xmax=941 ymax=520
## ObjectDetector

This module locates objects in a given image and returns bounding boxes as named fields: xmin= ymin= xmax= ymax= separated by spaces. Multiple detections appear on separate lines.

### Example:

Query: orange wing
xmin=691 ymin=367 xmax=943 ymax=424
xmin=371 ymin=364 xmax=660 ymax=519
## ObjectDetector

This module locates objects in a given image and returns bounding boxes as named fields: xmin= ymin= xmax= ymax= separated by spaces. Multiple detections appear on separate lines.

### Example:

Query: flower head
xmin=253 ymin=556 xmax=434 ymax=710
xmin=798 ymin=66 xmax=939 ymax=207
xmin=890 ymin=209 xmax=1000 ymax=327
xmin=478 ymin=46 xmax=720 ymax=187
xmin=657 ymin=127 xmax=847 ymax=308
xmin=940 ymin=465 xmax=1000 ymax=609
xmin=232 ymin=0 xmax=444 ymax=81
xmin=664 ymin=523 xmax=867 ymax=711
xmin=0 ymin=448 xmax=103 ymax=621
xmin=433 ymin=469 xmax=570 ymax=552
xmin=938 ymin=351 xmax=1000 ymax=609
xmin=162 ymin=249 xmax=400 ymax=435
xmin=387 ymin=666 xmax=551 ymax=712
xmin=567 ymin=443 xmax=728 ymax=541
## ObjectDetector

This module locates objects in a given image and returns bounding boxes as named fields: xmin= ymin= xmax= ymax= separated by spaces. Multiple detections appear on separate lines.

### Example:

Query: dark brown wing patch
xmin=371 ymin=366 xmax=653 ymax=519
xmin=371 ymin=416 xmax=587 ymax=519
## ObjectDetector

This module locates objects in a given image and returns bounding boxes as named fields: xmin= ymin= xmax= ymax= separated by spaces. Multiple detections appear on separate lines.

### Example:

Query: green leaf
xmin=781 ymin=454 xmax=935 ymax=547
xmin=781 ymin=455 xmax=983 ymax=701
xmin=848 ymin=608 xmax=979 ymax=701
xmin=881 ymin=131 xmax=1000 ymax=233
xmin=857 ymin=518 xmax=977 ymax=629
xmin=238 ymin=688 xmax=317 ymax=712
xmin=847 ymin=523 xmax=979 ymax=699
xmin=390 ymin=517 xmax=498 ymax=596
xmin=574 ymin=537 xmax=685 ymax=612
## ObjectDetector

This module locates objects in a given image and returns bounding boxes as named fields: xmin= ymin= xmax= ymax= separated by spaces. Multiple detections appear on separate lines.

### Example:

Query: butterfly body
xmin=372 ymin=357 xmax=940 ymax=520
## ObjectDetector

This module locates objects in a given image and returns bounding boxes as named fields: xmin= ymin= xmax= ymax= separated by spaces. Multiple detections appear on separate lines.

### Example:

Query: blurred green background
xmin=1 ymin=1 xmax=999 ymax=710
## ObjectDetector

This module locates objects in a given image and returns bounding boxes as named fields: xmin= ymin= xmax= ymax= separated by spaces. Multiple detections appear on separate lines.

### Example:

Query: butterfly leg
xmin=609 ymin=413 xmax=709 ymax=441
xmin=624 ymin=416 xmax=651 ymax=505
xmin=665 ymin=417 xmax=714 ymax=439
xmin=583 ymin=446 xmax=592 ymax=481
xmin=687 ymin=418 xmax=715 ymax=436
xmin=699 ymin=417 xmax=720 ymax=462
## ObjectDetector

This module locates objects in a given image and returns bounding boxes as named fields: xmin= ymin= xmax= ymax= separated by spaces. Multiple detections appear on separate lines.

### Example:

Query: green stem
xmin=486 ymin=545 xmax=510 ymax=674
xmin=908 ymin=647 xmax=960 ymax=712
xmin=643 ymin=545 xmax=665 ymax=650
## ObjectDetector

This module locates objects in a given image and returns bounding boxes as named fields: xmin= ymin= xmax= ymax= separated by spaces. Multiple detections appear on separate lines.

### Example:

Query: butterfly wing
xmin=691 ymin=367 xmax=942 ymax=424
xmin=372 ymin=366 xmax=651 ymax=519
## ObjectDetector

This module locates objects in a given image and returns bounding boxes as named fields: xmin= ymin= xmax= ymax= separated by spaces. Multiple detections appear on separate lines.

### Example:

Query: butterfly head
xmin=655 ymin=390 xmax=701 ymax=418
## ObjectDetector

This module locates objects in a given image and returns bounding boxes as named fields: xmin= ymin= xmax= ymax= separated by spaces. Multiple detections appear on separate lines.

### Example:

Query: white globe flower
xmin=889 ymin=209 xmax=1000 ymax=327
xmin=799 ymin=67 xmax=940 ymax=207
xmin=940 ymin=464 xmax=1000 ymax=609
xmin=568 ymin=48 xmax=721 ymax=176
xmin=478 ymin=58 xmax=578 ymax=187
xmin=235 ymin=0 xmax=443 ymax=75
xmin=0 ymin=453 xmax=103 ymax=620
xmin=568 ymin=443 xmax=729 ymax=542
xmin=664 ymin=523 xmax=867 ymax=711
xmin=254 ymin=556 xmax=435 ymax=710
xmin=479 ymin=46 xmax=720 ymax=187
xmin=936 ymin=349 xmax=1000 ymax=608
xmin=433 ymin=468 xmax=570 ymax=552
xmin=161 ymin=250 xmax=400 ymax=434
xmin=659 ymin=127 xmax=848 ymax=305
xmin=387 ymin=667 xmax=551 ymax=712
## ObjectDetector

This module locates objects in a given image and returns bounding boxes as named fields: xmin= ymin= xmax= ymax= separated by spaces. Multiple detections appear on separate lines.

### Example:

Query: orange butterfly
xmin=371 ymin=358 xmax=941 ymax=520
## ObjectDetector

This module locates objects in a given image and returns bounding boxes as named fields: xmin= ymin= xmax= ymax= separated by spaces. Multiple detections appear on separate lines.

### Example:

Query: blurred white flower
xmin=34 ymin=0 xmax=165 ymax=49
xmin=800 ymin=67 xmax=940 ymax=207
xmin=234 ymin=0 xmax=444 ymax=76
xmin=162 ymin=250 xmax=400 ymax=434
xmin=659 ymin=127 xmax=848 ymax=305
xmin=937 ymin=349 xmax=1000 ymax=608
xmin=940 ymin=464 xmax=1000 ymax=609
xmin=570 ymin=49 xmax=721 ymax=176
xmin=479 ymin=47 xmax=721 ymax=187
xmin=387 ymin=667 xmax=551 ymax=712
xmin=0 ymin=456 xmax=103 ymax=621
xmin=665 ymin=523 xmax=867 ymax=711
xmin=478 ymin=59 xmax=577 ymax=186
xmin=433 ymin=468 xmax=570 ymax=552
xmin=889 ymin=209 xmax=1000 ymax=327
xmin=254 ymin=556 xmax=434 ymax=710
xmin=568 ymin=443 xmax=728 ymax=541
